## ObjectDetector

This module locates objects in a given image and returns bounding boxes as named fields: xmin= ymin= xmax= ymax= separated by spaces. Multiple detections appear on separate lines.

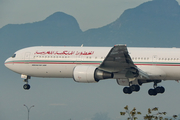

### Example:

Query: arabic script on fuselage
xmin=35 ymin=51 xmax=94 ymax=55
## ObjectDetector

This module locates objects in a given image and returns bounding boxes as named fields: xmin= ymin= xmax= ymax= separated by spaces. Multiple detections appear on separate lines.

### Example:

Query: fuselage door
xmin=24 ymin=52 xmax=31 ymax=60
xmin=152 ymin=55 xmax=157 ymax=65
xmin=76 ymin=56 xmax=83 ymax=64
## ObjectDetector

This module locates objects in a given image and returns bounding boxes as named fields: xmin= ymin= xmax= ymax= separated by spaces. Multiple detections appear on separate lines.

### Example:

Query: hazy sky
xmin=0 ymin=0 xmax=156 ymax=31
xmin=1 ymin=0 xmax=180 ymax=120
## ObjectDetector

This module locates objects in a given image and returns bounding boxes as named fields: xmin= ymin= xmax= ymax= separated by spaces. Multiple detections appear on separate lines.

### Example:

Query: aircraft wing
xmin=98 ymin=44 xmax=149 ymax=79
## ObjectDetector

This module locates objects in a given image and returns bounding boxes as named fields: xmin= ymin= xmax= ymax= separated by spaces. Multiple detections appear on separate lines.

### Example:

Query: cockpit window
xmin=12 ymin=54 xmax=16 ymax=58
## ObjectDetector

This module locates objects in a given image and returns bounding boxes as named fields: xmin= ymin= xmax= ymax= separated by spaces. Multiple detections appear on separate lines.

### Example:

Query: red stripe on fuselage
xmin=135 ymin=64 xmax=180 ymax=66
xmin=5 ymin=62 xmax=180 ymax=66
xmin=5 ymin=62 xmax=101 ymax=65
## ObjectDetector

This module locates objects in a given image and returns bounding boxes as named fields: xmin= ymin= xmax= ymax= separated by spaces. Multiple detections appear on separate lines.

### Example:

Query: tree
xmin=120 ymin=105 xmax=141 ymax=120
xmin=144 ymin=107 xmax=167 ymax=120
xmin=120 ymin=106 xmax=179 ymax=120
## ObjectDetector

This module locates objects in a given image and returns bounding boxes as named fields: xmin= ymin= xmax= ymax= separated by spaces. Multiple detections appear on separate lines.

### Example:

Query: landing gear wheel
xmin=155 ymin=87 xmax=161 ymax=93
xmin=130 ymin=85 xmax=136 ymax=91
xmin=23 ymin=84 xmax=30 ymax=90
xmin=149 ymin=81 xmax=165 ymax=96
xmin=130 ymin=85 xmax=140 ymax=92
xmin=160 ymin=86 xmax=165 ymax=93
xmin=23 ymin=76 xmax=31 ymax=90
xmin=148 ymin=89 xmax=157 ymax=96
xmin=135 ymin=85 xmax=140 ymax=92
xmin=155 ymin=86 xmax=165 ymax=93
xmin=123 ymin=87 xmax=132 ymax=94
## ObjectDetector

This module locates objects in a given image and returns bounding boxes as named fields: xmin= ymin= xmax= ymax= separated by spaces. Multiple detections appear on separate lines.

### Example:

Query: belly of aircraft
xmin=138 ymin=65 xmax=180 ymax=80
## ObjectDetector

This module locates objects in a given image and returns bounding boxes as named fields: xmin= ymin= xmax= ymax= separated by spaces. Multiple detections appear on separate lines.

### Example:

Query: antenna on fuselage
xmin=81 ymin=44 xmax=83 ymax=47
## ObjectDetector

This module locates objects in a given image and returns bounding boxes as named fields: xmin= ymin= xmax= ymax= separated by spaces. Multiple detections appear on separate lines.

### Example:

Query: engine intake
xmin=73 ymin=65 xmax=113 ymax=83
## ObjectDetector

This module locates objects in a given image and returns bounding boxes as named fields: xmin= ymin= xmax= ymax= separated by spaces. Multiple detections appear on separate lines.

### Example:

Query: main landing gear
xmin=21 ymin=75 xmax=31 ymax=90
xmin=148 ymin=82 xmax=165 ymax=96
xmin=122 ymin=81 xmax=165 ymax=96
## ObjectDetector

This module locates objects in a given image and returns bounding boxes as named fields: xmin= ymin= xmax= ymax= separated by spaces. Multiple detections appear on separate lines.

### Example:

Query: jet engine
xmin=73 ymin=65 xmax=113 ymax=83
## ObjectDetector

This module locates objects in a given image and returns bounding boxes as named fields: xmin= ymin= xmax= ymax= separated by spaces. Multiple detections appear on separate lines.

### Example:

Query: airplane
xmin=4 ymin=44 xmax=180 ymax=96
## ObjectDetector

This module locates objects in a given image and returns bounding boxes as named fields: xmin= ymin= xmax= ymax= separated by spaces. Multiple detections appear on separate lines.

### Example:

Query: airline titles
xmin=35 ymin=51 xmax=94 ymax=56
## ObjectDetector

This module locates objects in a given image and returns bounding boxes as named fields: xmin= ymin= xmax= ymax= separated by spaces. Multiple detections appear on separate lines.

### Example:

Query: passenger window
xmin=12 ymin=54 xmax=16 ymax=58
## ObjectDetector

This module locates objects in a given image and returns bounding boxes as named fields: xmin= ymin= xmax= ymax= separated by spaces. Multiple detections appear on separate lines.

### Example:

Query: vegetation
xmin=120 ymin=105 xmax=179 ymax=120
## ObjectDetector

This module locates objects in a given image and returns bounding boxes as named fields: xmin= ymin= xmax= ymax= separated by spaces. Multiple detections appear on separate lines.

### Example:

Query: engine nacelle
xmin=116 ymin=78 xmax=140 ymax=86
xmin=73 ymin=65 xmax=113 ymax=83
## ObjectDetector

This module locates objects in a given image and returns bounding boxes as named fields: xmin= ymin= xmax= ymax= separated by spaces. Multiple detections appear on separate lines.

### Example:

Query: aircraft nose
xmin=4 ymin=57 xmax=11 ymax=69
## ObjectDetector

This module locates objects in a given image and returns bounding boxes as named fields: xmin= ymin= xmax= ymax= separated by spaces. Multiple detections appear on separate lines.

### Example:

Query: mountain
xmin=81 ymin=0 xmax=180 ymax=47
xmin=0 ymin=12 xmax=82 ymax=50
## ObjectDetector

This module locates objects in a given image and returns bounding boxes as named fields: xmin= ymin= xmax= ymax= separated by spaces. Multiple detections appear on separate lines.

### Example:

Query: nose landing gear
xmin=23 ymin=79 xmax=31 ymax=90
xmin=21 ymin=75 xmax=31 ymax=90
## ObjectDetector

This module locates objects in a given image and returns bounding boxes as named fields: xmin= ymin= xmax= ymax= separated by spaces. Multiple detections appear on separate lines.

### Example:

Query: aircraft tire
xmin=155 ymin=86 xmax=165 ymax=94
xmin=23 ymin=84 xmax=30 ymax=90
xmin=130 ymin=85 xmax=136 ymax=91
xmin=135 ymin=85 xmax=140 ymax=92
xmin=148 ymin=89 xmax=157 ymax=96
xmin=123 ymin=87 xmax=132 ymax=94
xmin=155 ymin=87 xmax=161 ymax=93
xmin=130 ymin=85 xmax=140 ymax=92
xmin=160 ymin=86 xmax=165 ymax=93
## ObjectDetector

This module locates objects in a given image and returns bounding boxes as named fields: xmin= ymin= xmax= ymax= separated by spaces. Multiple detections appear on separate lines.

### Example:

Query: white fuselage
xmin=4 ymin=46 xmax=180 ymax=80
